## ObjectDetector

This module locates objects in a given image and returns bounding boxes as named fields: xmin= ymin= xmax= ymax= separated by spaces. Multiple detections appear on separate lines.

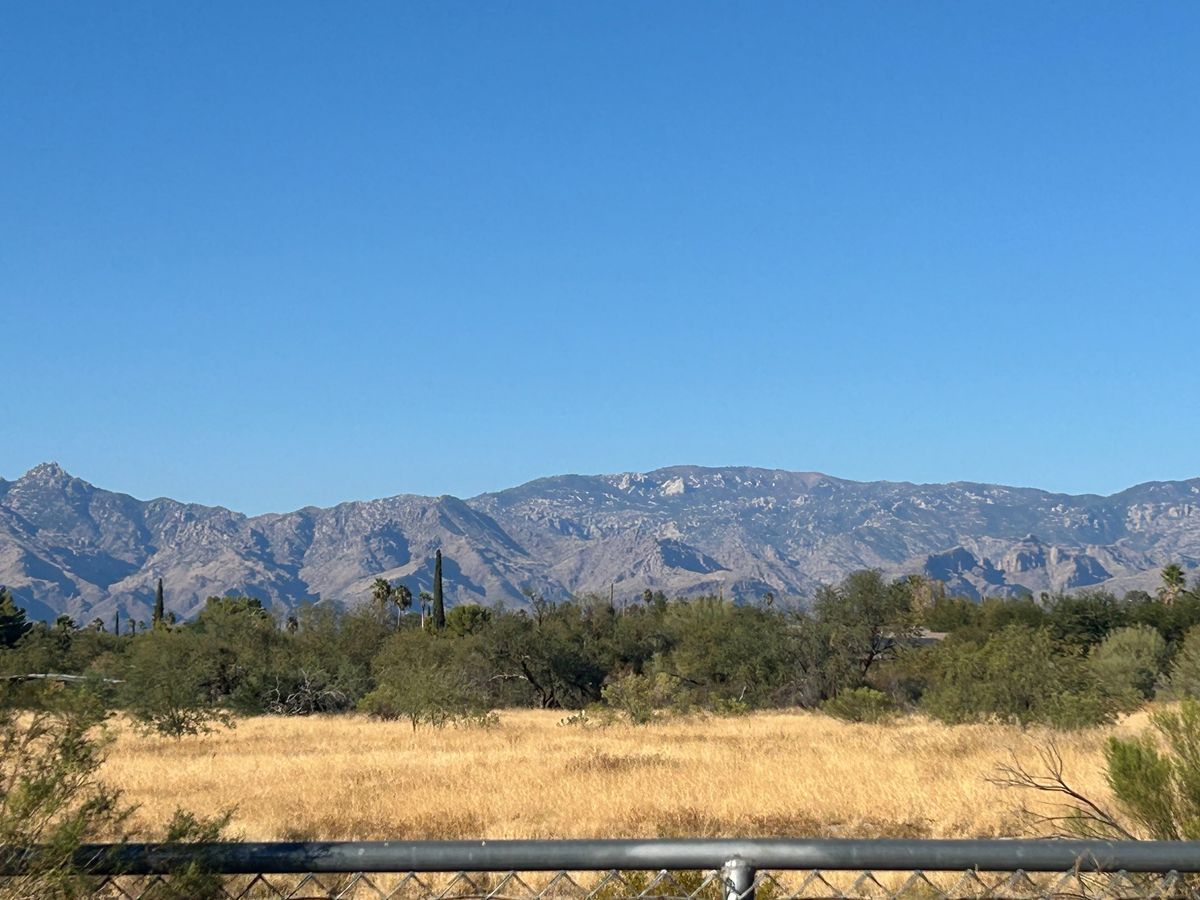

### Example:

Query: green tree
xmin=921 ymin=595 xmax=980 ymax=633
xmin=0 ymin=586 xmax=32 ymax=649
xmin=445 ymin=604 xmax=491 ymax=637
xmin=187 ymin=596 xmax=286 ymax=714
xmin=121 ymin=629 xmax=234 ymax=737
xmin=392 ymin=583 xmax=413 ymax=627
xmin=1160 ymin=626 xmax=1200 ymax=699
xmin=432 ymin=550 xmax=446 ymax=631
xmin=153 ymin=578 xmax=165 ymax=627
xmin=1104 ymin=701 xmax=1200 ymax=839
xmin=0 ymin=680 xmax=237 ymax=898
xmin=1088 ymin=625 xmax=1168 ymax=710
xmin=922 ymin=625 xmax=1116 ymax=728
xmin=476 ymin=604 xmax=608 ymax=709
xmin=358 ymin=630 xmax=490 ymax=728
xmin=654 ymin=598 xmax=796 ymax=708
xmin=812 ymin=569 xmax=919 ymax=692
xmin=282 ymin=602 xmax=389 ymax=707
xmin=1044 ymin=590 xmax=1125 ymax=649
xmin=975 ymin=596 xmax=1047 ymax=637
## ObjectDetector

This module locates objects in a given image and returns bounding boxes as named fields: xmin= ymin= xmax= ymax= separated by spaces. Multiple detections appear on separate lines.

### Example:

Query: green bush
xmin=359 ymin=631 xmax=492 ymax=729
xmin=822 ymin=687 xmax=897 ymax=723
xmin=712 ymin=697 xmax=750 ymax=717
xmin=358 ymin=673 xmax=484 ymax=729
xmin=0 ymin=680 xmax=239 ymax=898
xmin=0 ymin=682 xmax=128 ymax=898
xmin=1088 ymin=624 xmax=1168 ymax=710
xmin=600 ymin=673 xmax=678 ymax=725
xmin=1008 ymin=699 xmax=1200 ymax=840
xmin=1105 ymin=700 xmax=1200 ymax=839
xmin=1160 ymin=626 xmax=1200 ymax=699
xmin=921 ymin=625 xmax=1116 ymax=729
xmin=151 ymin=808 xmax=240 ymax=900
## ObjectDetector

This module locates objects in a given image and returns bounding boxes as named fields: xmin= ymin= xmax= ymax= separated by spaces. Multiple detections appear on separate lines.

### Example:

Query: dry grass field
xmin=100 ymin=709 xmax=1152 ymax=842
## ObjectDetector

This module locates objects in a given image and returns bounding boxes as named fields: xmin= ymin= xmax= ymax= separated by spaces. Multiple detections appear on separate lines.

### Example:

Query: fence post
xmin=722 ymin=857 xmax=755 ymax=900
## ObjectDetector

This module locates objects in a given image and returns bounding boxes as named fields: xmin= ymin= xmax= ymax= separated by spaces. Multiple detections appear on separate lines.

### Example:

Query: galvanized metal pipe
xmin=10 ymin=839 xmax=1199 ymax=876
xmin=722 ymin=858 xmax=756 ymax=900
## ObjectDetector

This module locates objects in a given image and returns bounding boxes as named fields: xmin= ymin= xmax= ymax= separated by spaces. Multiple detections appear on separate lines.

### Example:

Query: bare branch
xmin=988 ymin=742 xmax=1137 ymax=840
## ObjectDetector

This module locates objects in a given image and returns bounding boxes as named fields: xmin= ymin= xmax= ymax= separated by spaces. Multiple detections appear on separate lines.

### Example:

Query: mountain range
xmin=1 ymin=462 xmax=1197 ymax=623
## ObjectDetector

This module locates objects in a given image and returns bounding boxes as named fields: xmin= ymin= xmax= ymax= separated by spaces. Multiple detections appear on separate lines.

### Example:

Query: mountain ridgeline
xmin=1 ymin=462 xmax=1198 ymax=622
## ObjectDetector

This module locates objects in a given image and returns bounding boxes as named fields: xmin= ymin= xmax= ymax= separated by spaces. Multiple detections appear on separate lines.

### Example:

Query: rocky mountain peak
xmin=1 ymin=463 xmax=1198 ymax=622
xmin=19 ymin=461 xmax=74 ymax=486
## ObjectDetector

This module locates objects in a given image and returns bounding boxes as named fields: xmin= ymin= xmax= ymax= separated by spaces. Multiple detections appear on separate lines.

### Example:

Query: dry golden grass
xmin=99 ymin=709 xmax=1152 ymax=842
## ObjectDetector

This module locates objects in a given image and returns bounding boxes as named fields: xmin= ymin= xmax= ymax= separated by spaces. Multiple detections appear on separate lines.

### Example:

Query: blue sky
xmin=3 ymin=2 xmax=1198 ymax=514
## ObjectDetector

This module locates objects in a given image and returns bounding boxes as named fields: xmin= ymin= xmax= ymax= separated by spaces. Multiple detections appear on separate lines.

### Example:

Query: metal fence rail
xmin=5 ymin=838 xmax=1200 ymax=899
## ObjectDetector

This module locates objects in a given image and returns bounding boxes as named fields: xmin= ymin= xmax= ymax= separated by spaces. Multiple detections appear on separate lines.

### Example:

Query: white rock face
xmin=660 ymin=477 xmax=687 ymax=496
xmin=1 ymin=462 xmax=1198 ymax=622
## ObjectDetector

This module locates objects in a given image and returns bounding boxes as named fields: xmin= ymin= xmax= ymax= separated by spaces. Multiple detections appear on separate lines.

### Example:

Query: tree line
xmin=2 ymin=561 xmax=1200 ymax=734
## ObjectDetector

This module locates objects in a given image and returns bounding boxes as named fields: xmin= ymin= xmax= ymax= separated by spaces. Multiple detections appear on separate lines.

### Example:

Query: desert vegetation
xmin=3 ymin=564 xmax=1200 ymax=734
xmin=2 ymin=563 xmax=1200 ymax=884
xmin=98 ymin=708 xmax=1143 ymax=842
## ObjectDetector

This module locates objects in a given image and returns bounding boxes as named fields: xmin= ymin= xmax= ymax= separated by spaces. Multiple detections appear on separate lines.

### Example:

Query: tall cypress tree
xmin=432 ymin=549 xmax=446 ymax=631
xmin=153 ymin=578 xmax=165 ymax=627
xmin=113 ymin=609 xmax=120 ymax=636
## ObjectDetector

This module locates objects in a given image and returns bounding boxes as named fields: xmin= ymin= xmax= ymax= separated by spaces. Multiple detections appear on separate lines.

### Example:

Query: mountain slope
xmin=1 ymin=462 xmax=1197 ymax=621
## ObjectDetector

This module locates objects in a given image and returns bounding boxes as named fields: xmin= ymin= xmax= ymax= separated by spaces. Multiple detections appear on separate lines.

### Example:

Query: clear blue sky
xmin=3 ymin=2 xmax=1198 ymax=514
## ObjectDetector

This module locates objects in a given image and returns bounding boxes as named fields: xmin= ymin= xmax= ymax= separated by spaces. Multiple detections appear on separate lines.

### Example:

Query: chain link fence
xmin=66 ymin=867 xmax=1200 ymax=899
xmin=5 ymin=838 xmax=1200 ymax=899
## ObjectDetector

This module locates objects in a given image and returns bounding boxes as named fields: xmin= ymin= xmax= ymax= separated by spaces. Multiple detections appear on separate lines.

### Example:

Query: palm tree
xmin=392 ymin=584 xmax=413 ymax=628
xmin=1161 ymin=564 xmax=1188 ymax=606
xmin=371 ymin=577 xmax=393 ymax=613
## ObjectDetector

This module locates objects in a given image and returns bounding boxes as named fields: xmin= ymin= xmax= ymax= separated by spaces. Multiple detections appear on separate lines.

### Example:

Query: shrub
xmin=0 ymin=681 xmax=128 ymax=897
xmin=359 ymin=631 xmax=492 ymax=729
xmin=1160 ymin=625 xmax=1200 ymax=699
xmin=1088 ymin=624 xmax=1168 ymax=710
xmin=358 ymin=676 xmax=476 ymax=729
xmin=921 ymin=625 xmax=1116 ymax=729
xmin=997 ymin=699 xmax=1200 ymax=840
xmin=151 ymin=808 xmax=240 ymax=900
xmin=600 ymin=673 xmax=678 ymax=725
xmin=822 ymin=687 xmax=897 ymax=723
xmin=0 ymin=681 xmax=239 ymax=898
xmin=1105 ymin=701 xmax=1200 ymax=839
xmin=712 ymin=697 xmax=750 ymax=717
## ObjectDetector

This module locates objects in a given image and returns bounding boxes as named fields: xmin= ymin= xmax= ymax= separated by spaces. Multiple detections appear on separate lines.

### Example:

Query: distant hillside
xmin=1 ymin=462 xmax=1197 ymax=622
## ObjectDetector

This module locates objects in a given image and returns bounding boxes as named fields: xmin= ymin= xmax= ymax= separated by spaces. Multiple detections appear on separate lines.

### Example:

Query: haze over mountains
xmin=1 ymin=462 xmax=1197 ymax=623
